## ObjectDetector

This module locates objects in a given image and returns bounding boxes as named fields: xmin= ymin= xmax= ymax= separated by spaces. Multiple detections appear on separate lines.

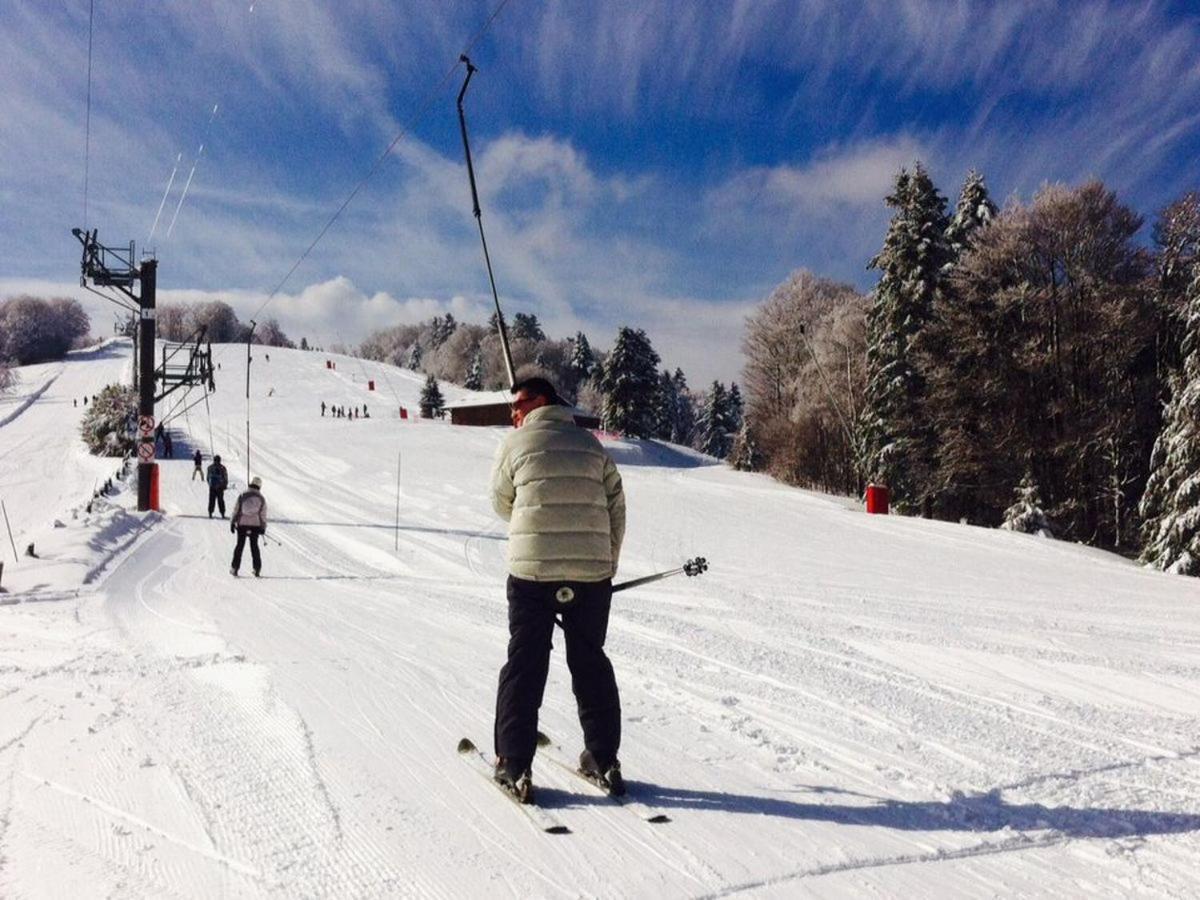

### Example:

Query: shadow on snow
xmin=565 ymin=782 xmax=1200 ymax=839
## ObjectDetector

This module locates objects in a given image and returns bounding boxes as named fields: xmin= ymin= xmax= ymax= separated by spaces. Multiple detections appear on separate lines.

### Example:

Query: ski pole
xmin=554 ymin=558 xmax=708 ymax=629
xmin=612 ymin=556 xmax=708 ymax=594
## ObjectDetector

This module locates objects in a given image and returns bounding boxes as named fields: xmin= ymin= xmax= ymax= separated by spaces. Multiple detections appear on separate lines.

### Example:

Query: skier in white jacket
xmin=230 ymin=476 xmax=268 ymax=577
xmin=489 ymin=377 xmax=626 ymax=802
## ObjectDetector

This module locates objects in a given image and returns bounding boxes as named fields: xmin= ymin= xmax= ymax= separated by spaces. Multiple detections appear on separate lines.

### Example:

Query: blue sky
xmin=2 ymin=0 xmax=1198 ymax=385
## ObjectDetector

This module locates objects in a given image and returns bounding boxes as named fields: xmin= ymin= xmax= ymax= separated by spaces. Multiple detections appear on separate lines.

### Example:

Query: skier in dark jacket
xmin=192 ymin=449 xmax=204 ymax=480
xmin=230 ymin=476 xmax=268 ymax=577
xmin=206 ymin=455 xmax=229 ymax=518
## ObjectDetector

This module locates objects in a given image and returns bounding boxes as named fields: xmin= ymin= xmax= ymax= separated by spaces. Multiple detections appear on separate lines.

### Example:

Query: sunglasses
xmin=511 ymin=394 xmax=540 ymax=410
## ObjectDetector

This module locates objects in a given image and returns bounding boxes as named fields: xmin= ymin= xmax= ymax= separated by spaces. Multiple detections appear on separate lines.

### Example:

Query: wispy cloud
xmin=2 ymin=1 xmax=1199 ymax=389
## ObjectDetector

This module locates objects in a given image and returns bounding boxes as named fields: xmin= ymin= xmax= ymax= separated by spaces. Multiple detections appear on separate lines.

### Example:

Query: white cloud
xmin=708 ymin=136 xmax=928 ymax=216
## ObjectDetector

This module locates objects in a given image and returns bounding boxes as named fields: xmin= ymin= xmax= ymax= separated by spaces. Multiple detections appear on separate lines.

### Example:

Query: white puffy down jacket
xmin=490 ymin=404 xmax=625 ymax=582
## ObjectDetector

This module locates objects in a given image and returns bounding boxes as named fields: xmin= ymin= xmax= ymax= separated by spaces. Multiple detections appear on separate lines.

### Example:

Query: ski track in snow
xmin=1 ymin=340 xmax=1199 ymax=897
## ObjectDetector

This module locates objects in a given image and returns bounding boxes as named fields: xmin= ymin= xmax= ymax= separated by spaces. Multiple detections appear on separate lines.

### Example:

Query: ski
xmin=536 ymin=733 xmax=671 ymax=824
xmin=456 ymin=738 xmax=571 ymax=835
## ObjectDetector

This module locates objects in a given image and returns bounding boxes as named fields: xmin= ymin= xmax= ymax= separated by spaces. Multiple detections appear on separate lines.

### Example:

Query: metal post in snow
xmin=394 ymin=450 xmax=401 ymax=551
xmin=245 ymin=321 xmax=256 ymax=484
xmin=136 ymin=260 xmax=157 ymax=511
xmin=2 ymin=500 xmax=17 ymax=563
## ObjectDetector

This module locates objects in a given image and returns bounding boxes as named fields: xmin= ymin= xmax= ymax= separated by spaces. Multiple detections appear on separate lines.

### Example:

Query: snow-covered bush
xmin=1000 ymin=472 xmax=1053 ymax=537
xmin=81 ymin=383 xmax=136 ymax=456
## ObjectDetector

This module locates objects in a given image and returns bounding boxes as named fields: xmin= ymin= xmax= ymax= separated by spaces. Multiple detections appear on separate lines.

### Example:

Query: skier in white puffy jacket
xmin=489 ymin=376 xmax=626 ymax=802
xmin=230 ymin=476 xmax=268 ymax=577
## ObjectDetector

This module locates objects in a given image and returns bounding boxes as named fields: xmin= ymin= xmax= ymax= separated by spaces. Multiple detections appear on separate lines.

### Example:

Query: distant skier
xmin=163 ymin=431 xmax=174 ymax=458
xmin=192 ymin=449 xmax=204 ymax=480
xmin=206 ymin=454 xmax=229 ymax=518
xmin=489 ymin=377 xmax=626 ymax=802
xmin=230 ymin=476 xmax=268 ymax=577
xmin=321 ymin=401 xmax=326 ymax=417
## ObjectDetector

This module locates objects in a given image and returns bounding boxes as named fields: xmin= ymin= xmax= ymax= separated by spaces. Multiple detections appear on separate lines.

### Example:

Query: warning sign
xmin=138 ymin=415 xmax=155 ymax=438
xmin=138 ymin=442 xmax=155 ymax=463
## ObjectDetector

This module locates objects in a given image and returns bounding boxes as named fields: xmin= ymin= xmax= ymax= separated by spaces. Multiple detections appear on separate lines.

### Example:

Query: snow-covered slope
xmin=2 ymin=341 xmax=1199 ymax=897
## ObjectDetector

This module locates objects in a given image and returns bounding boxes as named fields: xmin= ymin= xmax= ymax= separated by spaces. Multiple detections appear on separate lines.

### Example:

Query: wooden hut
xmin=445 ymin=392 xmax=601 ymax=429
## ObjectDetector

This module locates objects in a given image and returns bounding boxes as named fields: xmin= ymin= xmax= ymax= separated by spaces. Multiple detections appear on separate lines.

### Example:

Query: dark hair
xmin=511 ymin=377 xmax=566 ymax=406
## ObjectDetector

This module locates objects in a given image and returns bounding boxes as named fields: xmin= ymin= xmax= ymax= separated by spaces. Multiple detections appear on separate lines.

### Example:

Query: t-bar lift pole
xmin=457 ymin=55 xmax=516 ymax=388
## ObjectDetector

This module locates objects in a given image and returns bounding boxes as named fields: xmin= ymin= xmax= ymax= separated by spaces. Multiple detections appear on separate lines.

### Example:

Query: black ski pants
xmin=231 ymin=526 xmax=263 ymax=574
xmin=208 ymin=488 xmax=226 ymax=517
xmin=494 ymin=575 xmax=621 ymax=772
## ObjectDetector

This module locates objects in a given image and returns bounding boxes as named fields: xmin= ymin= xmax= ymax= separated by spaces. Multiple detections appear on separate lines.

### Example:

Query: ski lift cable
xmin=82 ymin=283 xmax=138 ymax=315
xmin=161 ymin=383 xmax=194 ymax=424
xmin=203 ymin=385 xmax=216 ymax=458
xmin=83 ymin=0 xmax=95 ymax=231
xmin=162 ymin=388 xmax=213 ymax=428
xmin=152 ymin=0 xmax=249 ymax=243
xmin=248 ymin=0 xmax=517 ymax=324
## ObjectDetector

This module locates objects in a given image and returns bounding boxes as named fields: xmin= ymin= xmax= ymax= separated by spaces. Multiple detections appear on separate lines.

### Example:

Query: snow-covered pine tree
xmin=464 ymin=346 xmax=484 ymax=391
xmin=419 ymin=374 xmax=445 ymax=418
xmin=728 ymin=419 xmax=762 ymax=472
xmin=652 ymin=370 xmax=678 ymax=440
xmin=725 ymin=383 xmax=744 ymax=433
xmin=945 ymin=169 xmax=997 ymax=257
xmin=599 ymin=326 xmax=661 ymax=437
xmin=407 ymin=341 xmax=423 ymax=371
xmin=512 ymin=313 xmax=546 ymax=343
xmin=1000 ymin=471 xmax=1053 ymax=537
xmin=80 ymin=383 xmax=136 ymax=456
xmin=429 ymin=313 xmax=457 ymax=348
xmin=861 ymin=163 xmax=950 ymax=515
xmin=696 ymin=381 xmax=730 ymax=458
xmin=671 ymin=368 xmax=694 ymax=445
xmin=1139 ymin=261 xmax=1200 ymax=575
xmin=919 ymin=170 xmax=996 ymax=520
xmin=569 ymin=332 xmax=596 ymax=382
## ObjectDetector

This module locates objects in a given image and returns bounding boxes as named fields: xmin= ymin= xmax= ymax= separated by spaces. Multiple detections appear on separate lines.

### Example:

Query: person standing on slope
xmin=230 ymin=476 xmax=268 ymax=577
xmin=192 ymin=449 xmax=204 ymax=480
xmin=206 ymin=454 xmax=229 ymax=518
xmin=489 ymin=376 xmax=626 ymax=802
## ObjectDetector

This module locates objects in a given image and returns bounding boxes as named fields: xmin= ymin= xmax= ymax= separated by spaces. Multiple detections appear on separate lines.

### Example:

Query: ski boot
xmin=493 ymin=758 xmax=534 ymax=804
xmin=579 ymin=750 xmax=626 ymax=797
